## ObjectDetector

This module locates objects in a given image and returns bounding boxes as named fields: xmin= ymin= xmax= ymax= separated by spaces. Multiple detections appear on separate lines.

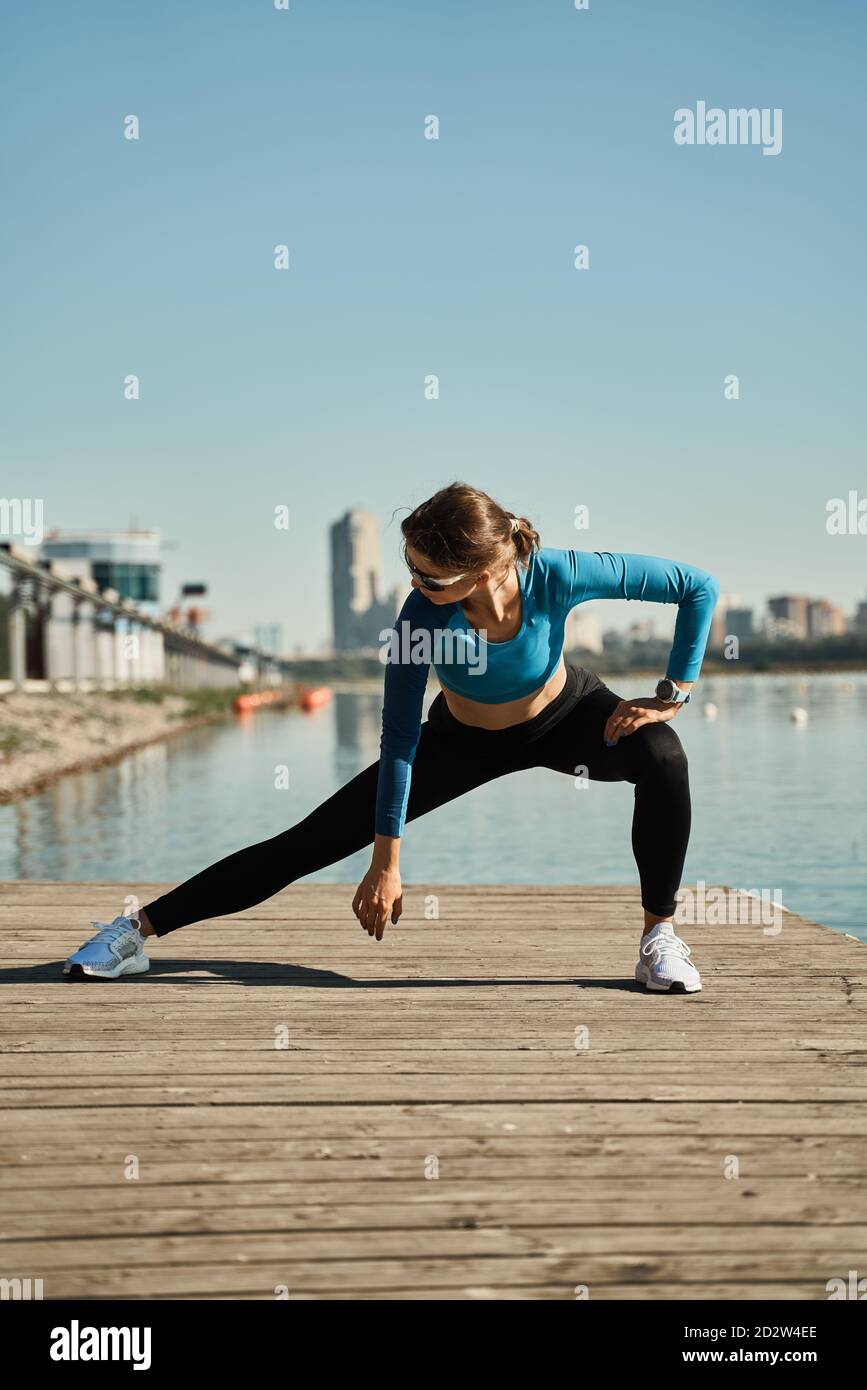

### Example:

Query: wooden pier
xmin=0 ymin=882 xmax=865 ymax=1300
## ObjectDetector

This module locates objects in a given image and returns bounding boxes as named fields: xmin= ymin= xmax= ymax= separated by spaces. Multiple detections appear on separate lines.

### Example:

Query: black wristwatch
xmin=655 ymin=677 xmax=691 ymax=706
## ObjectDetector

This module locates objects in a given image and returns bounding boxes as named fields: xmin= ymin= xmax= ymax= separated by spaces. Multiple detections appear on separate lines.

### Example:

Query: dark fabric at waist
xmin=428 ymin=662 xmax=604 ymax=746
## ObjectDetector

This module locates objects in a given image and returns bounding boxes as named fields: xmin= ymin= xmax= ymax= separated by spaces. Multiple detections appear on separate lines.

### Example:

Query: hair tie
xmin=510 ymin=516 xmax=520 ymax=534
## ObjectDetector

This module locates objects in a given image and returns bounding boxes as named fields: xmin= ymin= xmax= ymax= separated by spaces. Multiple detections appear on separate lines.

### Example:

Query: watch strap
xmin=658 ymin=678 xmax=691 ymax=705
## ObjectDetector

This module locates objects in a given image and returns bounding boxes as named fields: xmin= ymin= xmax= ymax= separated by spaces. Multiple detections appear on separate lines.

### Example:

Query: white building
xmin=41 ymin=529 xmax=162 ymax=617
xmin=38 ymin=529 xmax=164 ymax=684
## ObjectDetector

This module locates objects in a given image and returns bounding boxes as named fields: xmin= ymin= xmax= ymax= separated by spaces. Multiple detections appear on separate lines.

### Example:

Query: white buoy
xmin=703 ymin=702 xmax=719 ymax=720
xmin=790 ymin=707 xmax=809 ymax=724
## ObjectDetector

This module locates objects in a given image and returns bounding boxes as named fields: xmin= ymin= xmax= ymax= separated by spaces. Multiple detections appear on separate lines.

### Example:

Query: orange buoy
xmin=233 ymin=691 xmax=274 ymax=712
xmin=299 ymin=686 xmax=332 ymax=712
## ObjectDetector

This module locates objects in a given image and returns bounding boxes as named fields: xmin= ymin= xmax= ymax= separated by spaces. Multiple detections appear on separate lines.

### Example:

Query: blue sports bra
xmin=375 ymin=546 xmax=720 ymax=837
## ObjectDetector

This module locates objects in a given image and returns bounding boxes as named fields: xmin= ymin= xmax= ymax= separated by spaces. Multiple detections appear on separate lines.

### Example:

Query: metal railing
xmin=0 ymin=545 xmax=287 ymax=691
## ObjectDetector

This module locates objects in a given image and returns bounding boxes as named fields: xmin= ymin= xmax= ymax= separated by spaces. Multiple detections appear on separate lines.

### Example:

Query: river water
xmin=1 ymin=673 xmax=864 ymax=941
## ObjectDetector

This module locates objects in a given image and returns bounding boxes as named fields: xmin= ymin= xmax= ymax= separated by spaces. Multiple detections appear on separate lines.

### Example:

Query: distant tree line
xmin=285 ymin=654 xmax=384 ymax=682
xmin=284 ymin=634 xmax=867 ymax=684
xmin=567 ymin=634 xmax=867 ymax=674
xmin=4 ymin=623 xmax=865 ymax=690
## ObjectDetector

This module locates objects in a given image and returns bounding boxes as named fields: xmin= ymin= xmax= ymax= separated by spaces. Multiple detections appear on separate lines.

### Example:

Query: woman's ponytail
xmin=507 ymin=513 xmax=541 ymax=565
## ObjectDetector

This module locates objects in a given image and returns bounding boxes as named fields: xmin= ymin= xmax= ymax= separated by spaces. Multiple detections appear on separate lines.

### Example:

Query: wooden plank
xmin=166 ymin=1283 xmax=844 ymax=1301
xmin=5 ymin=1101 xmax=867 ymax=1134
xmin=0 ymin=1139 xmax=862 ymax=1181
xmin=1 ymin=1182 xmax=864 ymax=1229
xmin=4 ymin=1227 xmax=867 ymax=1271
xmin=15 ymin=1254 xmax=867 ymax=1300
xmin=3 ymin=1082 xmax=866 ymax=1104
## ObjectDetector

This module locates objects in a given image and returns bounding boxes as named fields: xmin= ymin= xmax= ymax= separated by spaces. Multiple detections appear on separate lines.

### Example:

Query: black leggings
xmin=143 ymin=664 xmax=691 ymax=936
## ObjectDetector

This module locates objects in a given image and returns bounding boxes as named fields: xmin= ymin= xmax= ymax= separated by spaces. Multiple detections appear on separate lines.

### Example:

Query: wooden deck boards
xmin=0 ymin=881 xmax=865 ymax=1301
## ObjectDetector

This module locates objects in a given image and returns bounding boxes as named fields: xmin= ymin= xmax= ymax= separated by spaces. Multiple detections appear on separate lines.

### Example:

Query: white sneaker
xmin=63 ymin=916 xmax=150 ymax=980
xmin=635 ymin=922 xmax=701 ymax=993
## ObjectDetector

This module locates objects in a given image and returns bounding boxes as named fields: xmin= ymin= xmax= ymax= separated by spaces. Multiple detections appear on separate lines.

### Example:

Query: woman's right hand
xmin=352 ymin=860 xmax=403 ymax=941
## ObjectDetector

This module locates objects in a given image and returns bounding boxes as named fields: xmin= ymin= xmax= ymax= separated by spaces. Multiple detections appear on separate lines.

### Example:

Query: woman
xmin=64 ymin=482 xmax=720 ymax=993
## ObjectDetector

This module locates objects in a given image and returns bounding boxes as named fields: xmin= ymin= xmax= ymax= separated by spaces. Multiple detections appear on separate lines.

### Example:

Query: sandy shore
xmin=0 ymin=690 xmax=235 ymax=803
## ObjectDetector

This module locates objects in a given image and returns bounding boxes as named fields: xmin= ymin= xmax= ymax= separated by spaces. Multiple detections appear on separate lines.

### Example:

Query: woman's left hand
xmin=603 ymin=697 xmax=679 ymax=746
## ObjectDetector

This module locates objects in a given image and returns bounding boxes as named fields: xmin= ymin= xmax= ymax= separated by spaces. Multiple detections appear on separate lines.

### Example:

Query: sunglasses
xmin=402 ymin=543 xmax=469 ymax=593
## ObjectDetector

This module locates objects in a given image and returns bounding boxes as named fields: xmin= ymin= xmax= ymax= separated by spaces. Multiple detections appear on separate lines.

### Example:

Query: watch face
xmin=657 ymin=678 xmax=675 ymax=701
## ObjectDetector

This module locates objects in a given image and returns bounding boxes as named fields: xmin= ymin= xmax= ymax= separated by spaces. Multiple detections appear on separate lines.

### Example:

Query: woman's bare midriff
xmin=441 ymin=654 xmax=568 ymax=730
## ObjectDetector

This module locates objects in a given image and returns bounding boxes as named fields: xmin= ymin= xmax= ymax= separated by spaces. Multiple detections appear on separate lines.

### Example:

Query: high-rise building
xmin=767 ymin=595 xmax=809 ymax=640
xmin=330 ymin=510 xmax=402 ymax=651
xmin=807 ymin=599 xmax=847 ymax=638
xmin=855 ymin=598 xmax=867 ymax=633
xmin=725 ymin=608 xmax=754 ymax=644
xmin=707 ymin=590 xmax=733 ymax=652
xmin=564 ymin=606 xmax=603 ymax=654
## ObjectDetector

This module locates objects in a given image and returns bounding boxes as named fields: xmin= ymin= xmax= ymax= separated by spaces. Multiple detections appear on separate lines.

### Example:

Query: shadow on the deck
xmin=1 ymin=959 xmax=647 ymax=992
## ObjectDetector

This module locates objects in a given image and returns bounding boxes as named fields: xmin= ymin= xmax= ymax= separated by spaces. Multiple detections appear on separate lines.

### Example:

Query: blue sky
xmin=2 ymin=0 xmax=865 ymax=648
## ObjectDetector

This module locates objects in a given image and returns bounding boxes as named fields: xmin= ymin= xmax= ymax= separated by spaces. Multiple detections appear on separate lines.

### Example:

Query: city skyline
xmin=14 ymin=511 xmax=866 ymax=656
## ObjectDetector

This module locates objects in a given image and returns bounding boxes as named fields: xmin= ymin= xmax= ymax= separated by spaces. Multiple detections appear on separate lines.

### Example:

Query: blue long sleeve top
xmin=375 ymin=547 xmax=720 ymax=837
